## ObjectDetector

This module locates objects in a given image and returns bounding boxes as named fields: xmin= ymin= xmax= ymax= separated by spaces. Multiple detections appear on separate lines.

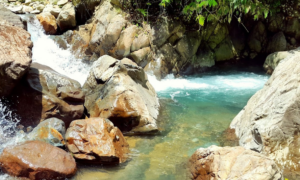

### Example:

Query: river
xmin=0 ymin=15 xmax=269 ymax=180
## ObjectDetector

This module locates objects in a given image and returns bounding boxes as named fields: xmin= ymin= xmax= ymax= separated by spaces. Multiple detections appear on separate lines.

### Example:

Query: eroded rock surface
xmin=0 ymin=24 xmax=32 ymax=97
xmin=65 ymin=117 xmax=129 ymax=164
xmin=189 ymin=145 xmax=283 ymax=180
xmin=83 ymin=55 xmax=159 ymax=133
xmin=231 ymin=54 xmax=300 ymax=177
xmin=0 ymin=141 xmax=76 ymax=180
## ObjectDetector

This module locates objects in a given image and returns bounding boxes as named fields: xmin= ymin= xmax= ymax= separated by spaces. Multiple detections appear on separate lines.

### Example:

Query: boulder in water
xmin=189 ymin=145 xmax=283 ymax=180
xmin=83 ymin=55 xmax=160 ymax=133
xmin=231 ymin=54 xmax=300 ymax=177
xmin=65 ymin=117 xmax=129 ymax=164
xmin=37 ymin=12 xmax=57 ymax=35
xmin=9 ymin=63 xmax=84 ymax=128
xmin=0 ymin=141 xmax=76 ymax=180
xmin=27 ymin=118 xmax=66 ymax=147
xmin=0 ymin=23 xmax=32 ymax=97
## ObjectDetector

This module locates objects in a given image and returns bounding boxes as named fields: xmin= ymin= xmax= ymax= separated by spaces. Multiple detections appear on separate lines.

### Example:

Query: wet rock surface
xmin=27 ymin=118 xmax=66 ymax=147
xmin=83 ymin=55 xmax=160 ymax=133
xmin=36 ymin=12 xmax=57 ymax=35
xmin=8 ymin=63 xmax=84 ymax=127
xmin=189 ymin=145 xmax=283 ymax=180
xmin=0 ymin=141 xmax=77 ymax=180
xmin=65 ymin=117 xmax=129 ymax=164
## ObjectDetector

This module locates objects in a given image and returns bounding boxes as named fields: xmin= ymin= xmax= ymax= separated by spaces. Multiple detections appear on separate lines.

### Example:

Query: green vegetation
xmin=129 ymin=0 xmax=285 ymax=26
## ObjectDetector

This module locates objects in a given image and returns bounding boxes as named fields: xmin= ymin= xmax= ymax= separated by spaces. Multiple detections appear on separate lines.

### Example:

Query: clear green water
xmin=73 ymin=68 xmax=269 ymax=180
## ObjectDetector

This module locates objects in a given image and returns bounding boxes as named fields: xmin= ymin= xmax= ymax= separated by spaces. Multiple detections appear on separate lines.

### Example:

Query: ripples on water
xmin=0 ymin=15 xmax=270 ymax=180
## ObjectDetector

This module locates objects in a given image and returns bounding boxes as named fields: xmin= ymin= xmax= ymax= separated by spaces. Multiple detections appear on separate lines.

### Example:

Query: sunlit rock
xmin=0 ymin=5 xmax=25 ymax=29
xmin=83 ymin=55 xmax=160 ymax=133
xmin=43 ymin=4 xmax=61 ymax=18
xmin=130 ymin=47 xmax=151 ymax=65
xmin=56 ymin=2 xmax=76 ymax=31
xmin=27 ymin=118 xmax=66 ymax=147
xmin=131 ymin=33 xmax=150 ymax=52
xmin=65 ymin=117 xmax=129 ymax=164
xmin=0 ymin=141 xmax=76 ymax=180
xmin=8 ymin=63 xmax=84 ymax=128
xmin=37 ymin=12 xmax=57 ymax=35
xmin=189 ymin=145 xmax=283 ymax=180
xmin=109 ymin=25 xmax=138 ymax=59
xmin=231 ymin=54 xmax=300 ymax=177
xmin=0 ymin=22 xmax=32 ymax=97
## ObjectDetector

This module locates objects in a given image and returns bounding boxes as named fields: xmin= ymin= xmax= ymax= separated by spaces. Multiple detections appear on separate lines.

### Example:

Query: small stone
xmin=57 ymin=0 xmax=67 ymax=6
xmin=30 ymin=9 xmax=40 ymax=14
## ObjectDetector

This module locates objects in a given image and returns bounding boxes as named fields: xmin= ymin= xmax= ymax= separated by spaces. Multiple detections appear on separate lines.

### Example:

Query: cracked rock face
xmin=231 ymin=55 xmax=300 ymax=178
xmin=0 ymin=23 xmax=32 ymax=97
xmin=83 ymin=55 xmax=160 ymax=134
xmin=65 ymin=117 xmax=129 ymax=164
xmin=189 ymin=145 xmax=283 ymax=180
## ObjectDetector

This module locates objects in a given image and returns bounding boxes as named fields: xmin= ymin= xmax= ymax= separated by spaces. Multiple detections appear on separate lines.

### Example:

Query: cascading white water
xmin=20 ymin=15 xmax=92 ymax=85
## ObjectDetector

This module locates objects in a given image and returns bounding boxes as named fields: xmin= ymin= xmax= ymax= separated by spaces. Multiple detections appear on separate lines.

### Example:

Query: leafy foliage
xmin=162 ymin=0 xmax=284 ymax=26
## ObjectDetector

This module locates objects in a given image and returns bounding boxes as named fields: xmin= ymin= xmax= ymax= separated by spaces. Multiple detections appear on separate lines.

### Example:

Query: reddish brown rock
xmin=8 ymin=63 xmax=84 ymax=128
xmin=0 ymin=141 xmax=77 ymax=180
xmin=0 ymin=24 xmax=32 ymax=97
xmin=65 ymin=117 xmax=129 ymax=165
xmin=36 ymin=12 xmax=57 ymax=35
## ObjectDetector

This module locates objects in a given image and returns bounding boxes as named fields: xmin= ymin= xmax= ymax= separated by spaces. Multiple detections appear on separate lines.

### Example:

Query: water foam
xmin=148 ymin=72 xmax=268 ymax=93
xmin=20 ymin=15 xmax=92 ymax=85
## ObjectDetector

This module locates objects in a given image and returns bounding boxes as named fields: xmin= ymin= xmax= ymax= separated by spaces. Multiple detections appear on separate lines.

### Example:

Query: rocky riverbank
xmin=1 ymin=0 xmax=300 ymax=179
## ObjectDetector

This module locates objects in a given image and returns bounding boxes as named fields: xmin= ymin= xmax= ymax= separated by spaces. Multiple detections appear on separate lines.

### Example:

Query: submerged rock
xmin=0 ymin=141 xmax=76 ymax=180
xmin=27 ymin=118 xmax=66 ymax=147
xmin=65 ymin=117 xmax=129 ymax=164
xmin=0 ymin=23 xmax=32 ymax=97
xmin=83 ymin=55 xmax=159 ymax=133
xmin=231 ymin=54 xmax=300 ymax=177
xmin=189 ymin=145 xmax=283 ymax=180
xmin=9 ymin=63 xmax=84 ymax=127
xmin=36 ymin=12 xmax=57 ymax=35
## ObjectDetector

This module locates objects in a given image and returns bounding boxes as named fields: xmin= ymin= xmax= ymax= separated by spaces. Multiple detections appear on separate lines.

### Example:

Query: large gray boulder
xmin=189 ymin=145 xmax=283 ymax=180
xmin=230 ymin=54 xmax=300 ymax=177
xmin=83 ymin=55 xmax=160 ymax=134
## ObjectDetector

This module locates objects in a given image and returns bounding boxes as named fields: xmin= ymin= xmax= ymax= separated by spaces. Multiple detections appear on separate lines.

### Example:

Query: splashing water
xmin=20 ymin=15 xmax=92 ymax=85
